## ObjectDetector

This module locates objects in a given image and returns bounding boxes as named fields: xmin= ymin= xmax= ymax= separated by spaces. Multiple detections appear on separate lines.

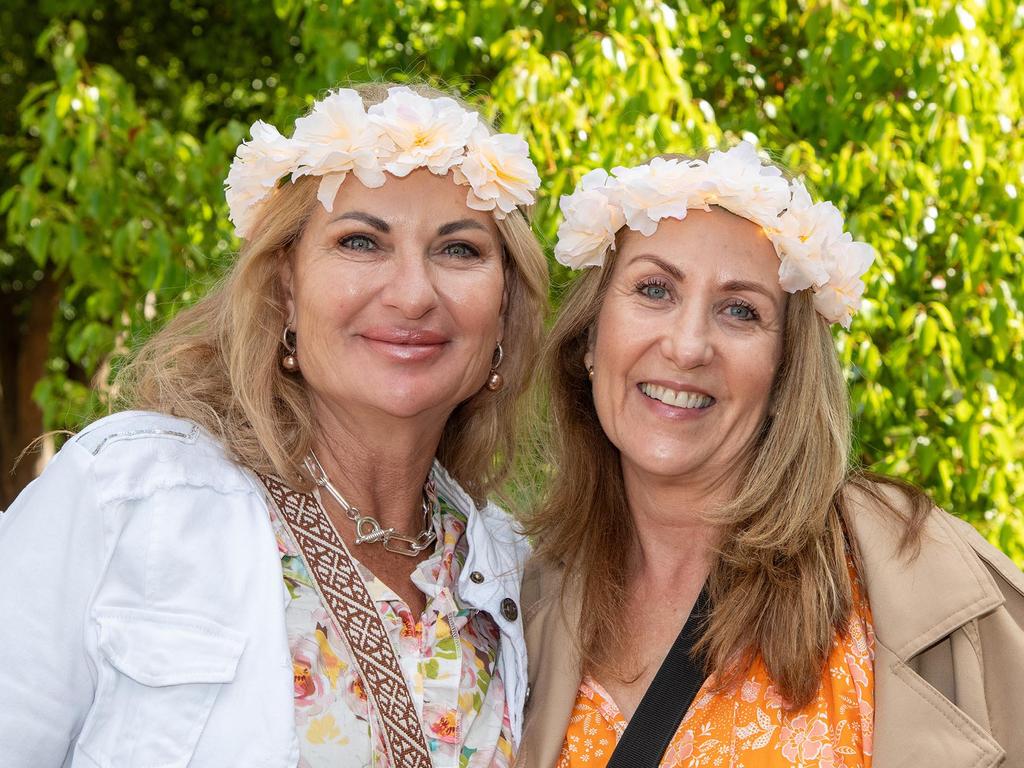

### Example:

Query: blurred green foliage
xmin=2 ymin=0 xmax=1022 ymax=561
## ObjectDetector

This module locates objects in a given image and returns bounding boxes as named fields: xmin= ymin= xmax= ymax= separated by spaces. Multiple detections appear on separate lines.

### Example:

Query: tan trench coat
xmin=516 ymin=491 xmax=1024 ymax=768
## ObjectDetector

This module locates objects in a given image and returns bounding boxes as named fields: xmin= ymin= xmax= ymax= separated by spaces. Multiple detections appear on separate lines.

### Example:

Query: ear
xmin=278 ymin=252 xmax=297 ymax=327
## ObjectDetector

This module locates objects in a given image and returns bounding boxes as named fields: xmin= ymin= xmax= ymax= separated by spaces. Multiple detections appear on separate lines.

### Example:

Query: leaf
xmin=27 ymin=223 xmax=52 ymax=267
xmin=928 ymin=301 xmax=956 ymax=333
xmin=919 ymin=317 xmax=939 ymax=356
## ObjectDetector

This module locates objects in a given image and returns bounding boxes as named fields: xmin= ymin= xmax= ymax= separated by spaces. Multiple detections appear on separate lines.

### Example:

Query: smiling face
xmin=586 ymin=206 xmax=786 ymax=494
xmin=281 ymin=168 xmax=506 ymax=430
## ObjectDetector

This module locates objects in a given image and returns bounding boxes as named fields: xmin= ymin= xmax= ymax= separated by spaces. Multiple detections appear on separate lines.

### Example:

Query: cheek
xmin=296 ymin=258 xmax=383 ymax=321
xmin=593 ymin=307 xmax=658 ymax=376
xmin=732 ymin=340 xmax=782 ymax=412
xmin=442 ymin=269 xmax=506 ymax=332
xmin=295 ymin=284 xmax=347 ymax=339
xmin=293 ymin=259 xmax=340 ymax=307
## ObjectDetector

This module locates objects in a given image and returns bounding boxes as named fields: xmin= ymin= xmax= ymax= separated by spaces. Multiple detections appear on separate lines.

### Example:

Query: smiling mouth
xmin=639 ymin=383 xmax=716 ymax=409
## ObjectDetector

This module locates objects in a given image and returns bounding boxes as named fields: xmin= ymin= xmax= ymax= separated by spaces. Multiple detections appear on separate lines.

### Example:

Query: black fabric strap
xmin=607 ymin=587 xmax=710 ymax=768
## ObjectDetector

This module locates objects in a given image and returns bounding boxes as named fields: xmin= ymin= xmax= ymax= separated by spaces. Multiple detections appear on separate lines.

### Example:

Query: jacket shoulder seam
xmin=83 ymin=422 xmax=201 ymax=456
xmin=73 ymin=411 xmax=205 ymax=456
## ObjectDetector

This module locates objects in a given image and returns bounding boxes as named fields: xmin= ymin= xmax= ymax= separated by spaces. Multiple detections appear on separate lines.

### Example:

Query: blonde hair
xmin=117 ymin=82 xmax=549 ymax=500
xmin=525 ymin=211 xmax=928 ymax=709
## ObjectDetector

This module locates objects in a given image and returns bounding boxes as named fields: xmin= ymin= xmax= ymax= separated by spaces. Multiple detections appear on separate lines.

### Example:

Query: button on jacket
xmin=0 ymin=411 xmax=530 ymax=768
xmin=516 ymin=485 xmax=1024 ymax=768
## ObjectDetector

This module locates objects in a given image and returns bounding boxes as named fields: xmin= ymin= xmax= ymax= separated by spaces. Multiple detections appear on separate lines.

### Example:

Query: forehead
xmin=615 ymin=207 xmax=780 ymax=283
xmin=310 ymin=167 xmax=500 ymax=236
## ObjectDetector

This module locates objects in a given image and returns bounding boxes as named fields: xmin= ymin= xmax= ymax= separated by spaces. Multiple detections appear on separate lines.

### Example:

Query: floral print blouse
xmin=558 ymin=570 xmax=875 ymax=768
xmin=270 ymin=484 xmax=514 ymax=768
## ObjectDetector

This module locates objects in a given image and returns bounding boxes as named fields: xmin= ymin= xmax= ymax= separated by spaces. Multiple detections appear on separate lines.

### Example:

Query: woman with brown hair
xmin=0 ymin=83 xmax=547 ymax=767
xmin=518 ymin=144 xmax=1024 ymax=768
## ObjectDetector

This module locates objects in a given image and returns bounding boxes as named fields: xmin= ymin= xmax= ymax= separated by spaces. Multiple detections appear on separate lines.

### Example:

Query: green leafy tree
xmin=2 ymin=1 xmax=1022 ymax=563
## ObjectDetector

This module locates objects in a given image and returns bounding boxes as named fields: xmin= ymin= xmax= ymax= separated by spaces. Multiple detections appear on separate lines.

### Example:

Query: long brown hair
xmin=117 ymin=83 xmax=549 ymax=500
xmin=525 ymin=214 xmax=929 ymax=709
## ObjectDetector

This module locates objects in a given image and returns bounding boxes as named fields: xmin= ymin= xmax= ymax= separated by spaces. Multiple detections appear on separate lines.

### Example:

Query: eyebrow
xmin=635 ymin=254 xmax=683 ymax=279
xmin=437 ymin=218 xmax=489 ymax=236
xmin=333 ymin=211 xmax=390 ymax=232
xmin=720 ymin=279 xmax=779 ymax=304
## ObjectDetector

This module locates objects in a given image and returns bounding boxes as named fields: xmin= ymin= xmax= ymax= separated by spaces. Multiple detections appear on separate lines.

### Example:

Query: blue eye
xmin=637 ymin=280 xmax=670 ymax=300
xmin=340 ymin=234 xmax=376 ymax=250
xmin=727 ymin=302 xmax=758 ymax=321
xmin=443 ymin=242 xmax=480 ymax=259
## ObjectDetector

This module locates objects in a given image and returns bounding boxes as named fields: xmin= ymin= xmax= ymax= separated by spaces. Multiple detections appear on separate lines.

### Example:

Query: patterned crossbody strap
xmin=256 ymin=473 xmax=433 ymax=768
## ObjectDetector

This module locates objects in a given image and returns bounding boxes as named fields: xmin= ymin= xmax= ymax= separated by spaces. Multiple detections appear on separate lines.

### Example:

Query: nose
xmin=381 ymin=248 xmax=439 ymax=319
xmin=663 ymin=302 xmax=714 ymax=369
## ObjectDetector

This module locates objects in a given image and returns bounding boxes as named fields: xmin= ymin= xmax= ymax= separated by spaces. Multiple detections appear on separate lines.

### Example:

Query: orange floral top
xmin=559 ymin=577 xmax=874 ymax=768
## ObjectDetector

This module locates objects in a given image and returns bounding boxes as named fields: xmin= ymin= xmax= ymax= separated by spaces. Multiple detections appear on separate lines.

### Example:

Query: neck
xmin=309 ymin=396 xmax=448 ymax=535
xmin=621 ymin=462 xmax=729 ymax=589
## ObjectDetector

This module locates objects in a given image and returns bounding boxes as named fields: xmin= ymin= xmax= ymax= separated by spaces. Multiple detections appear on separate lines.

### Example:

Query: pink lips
xmin=360 ymin=327 xmax=450 ymax=362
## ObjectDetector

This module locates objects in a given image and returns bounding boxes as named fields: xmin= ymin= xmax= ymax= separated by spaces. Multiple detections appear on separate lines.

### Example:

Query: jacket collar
xmin=431 ymin=460 xmax=531 ymax=749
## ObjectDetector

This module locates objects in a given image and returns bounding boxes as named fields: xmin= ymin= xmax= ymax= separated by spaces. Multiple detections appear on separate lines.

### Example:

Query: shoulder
xmin=73 ymin=410 xmax=204 ymax=455
xmin=843 ymin=475 xmax=1024 ymax=620
xmin=842 ymin=475 xmax=961 ymax=562
xmin=68 ymin=410 xmax=257 ymax=502
xmin=842 ymin=475 xmax=923 ymax=526
xmin=2 ymin=414 xmax=277 ymax=626
xmin=842 ymin=477 xmax=1020 ymax=583
xmin=841 ymin=475 xmax=935 ymax=561
xmin=58 ymin=412 xmax=279 ymax=600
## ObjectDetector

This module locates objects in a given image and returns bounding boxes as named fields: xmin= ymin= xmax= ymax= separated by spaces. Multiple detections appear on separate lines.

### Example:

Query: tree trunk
xmin=0 ymin=273 xmax=60 ymax=509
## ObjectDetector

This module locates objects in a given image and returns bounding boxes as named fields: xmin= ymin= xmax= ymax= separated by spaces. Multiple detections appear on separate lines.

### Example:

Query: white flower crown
xmin=553 ymin=142 xmax=875 ymax=328
xmin=225 ymin=86 xmax=542 ymax=240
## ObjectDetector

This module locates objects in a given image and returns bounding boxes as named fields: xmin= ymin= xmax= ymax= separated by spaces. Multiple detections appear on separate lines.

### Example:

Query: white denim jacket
xmin=0 ymin=411 xmax=530 ymax=768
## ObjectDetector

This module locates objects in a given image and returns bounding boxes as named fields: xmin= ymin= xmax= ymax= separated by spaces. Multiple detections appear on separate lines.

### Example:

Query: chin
xmin=620 ymin=439 xmax=706 ymax=479
xmin=373 ymin=381 xmax=470 ymax=419
xmin=371 ymin=396 xmax=446 ymax=420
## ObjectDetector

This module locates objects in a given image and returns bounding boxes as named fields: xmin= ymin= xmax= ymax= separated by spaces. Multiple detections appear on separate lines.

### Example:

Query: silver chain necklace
xmin=305 ymin=451 xmax=437 ymax=557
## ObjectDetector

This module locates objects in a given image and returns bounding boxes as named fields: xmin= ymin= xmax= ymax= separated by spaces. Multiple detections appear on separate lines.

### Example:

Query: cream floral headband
xmin=553 ymin=142 xmax=875 ymax=328
xmin=225 ymin=86 xmax=542 ymax=239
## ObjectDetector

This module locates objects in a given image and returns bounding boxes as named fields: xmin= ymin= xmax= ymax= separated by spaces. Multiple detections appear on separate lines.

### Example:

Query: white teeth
xmin=640 ymin=383 xmax=714 ymax=409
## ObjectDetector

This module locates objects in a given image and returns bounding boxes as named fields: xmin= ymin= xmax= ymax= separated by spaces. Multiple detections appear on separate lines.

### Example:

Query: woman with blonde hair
xmin=518 ymin=144 xmax=1024 ymax=768
xmin=0 ymin=83 xmax=548 ymax=767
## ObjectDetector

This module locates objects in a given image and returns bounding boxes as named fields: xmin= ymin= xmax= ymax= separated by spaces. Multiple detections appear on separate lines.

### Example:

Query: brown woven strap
xmin=257 ymin=473 xmax=433 ymax=768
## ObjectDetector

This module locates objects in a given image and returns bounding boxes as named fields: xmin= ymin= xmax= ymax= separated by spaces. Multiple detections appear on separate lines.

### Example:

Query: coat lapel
xmin=847 ymin=490 xmax=1006 ymax=767
xmin=873 ymin=644 xmax=1004 ymax=768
